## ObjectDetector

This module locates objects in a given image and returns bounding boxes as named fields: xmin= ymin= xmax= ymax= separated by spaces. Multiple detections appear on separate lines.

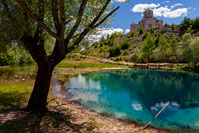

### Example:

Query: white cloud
xmin=125 ymin=29 xmax=130 ymax=34
xmin=163 ymin=8 xmax=187 ymax=18
xmin=115 ymin=0 xmax=128 ymax=3
xmin=153 ymin=6 xmax=171 ymax=17
xmin=88 ymin=28 xmax=123 ymax=43
xmin=132 ymin=3 xmax=188 ymax=18
xmin=162 ymin=1 xmax=170 ymax=4
xmin=171 ymin=3 xmax=183 ymax=9
xmin=132 ymin=3 xmax=160 ymax=13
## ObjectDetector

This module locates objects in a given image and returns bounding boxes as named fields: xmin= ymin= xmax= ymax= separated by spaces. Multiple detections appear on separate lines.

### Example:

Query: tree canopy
xmin=0 ymin=0 xmax=120 ymax=112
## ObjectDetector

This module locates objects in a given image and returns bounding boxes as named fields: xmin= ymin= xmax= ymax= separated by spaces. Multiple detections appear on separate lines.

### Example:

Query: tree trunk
xmin=26 ymin=63 xmax=54 ymax=113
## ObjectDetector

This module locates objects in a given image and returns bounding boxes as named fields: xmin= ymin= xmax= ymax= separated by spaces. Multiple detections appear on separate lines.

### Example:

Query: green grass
xmin=0 ymin=81 xmax=33 ymax=109
xmin=57 ymin=59 xmax=122 ymax=68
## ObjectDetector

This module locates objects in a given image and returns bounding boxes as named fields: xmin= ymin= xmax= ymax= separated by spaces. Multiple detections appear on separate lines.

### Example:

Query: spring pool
xmin=56 ymin=70 xmax=199 ymax=130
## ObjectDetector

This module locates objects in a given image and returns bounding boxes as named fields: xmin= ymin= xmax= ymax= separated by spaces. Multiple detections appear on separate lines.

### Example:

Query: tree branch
xmin=52 ymin=0 xmax=60 ymax=32
xmin=93 ymin=6 xmax=120 ymax=29
xmin=64 ymin=0 xmax=88 ymax=44
xmin=66 ymin=6 xmax=119 ymax=53
xmin=65 ymin=19 xmax=71 ymax=25
xmin=15 ymin=0 xmax=61 ymax=41
xmin=66 ymin=2 xmax=120 ymax=53
xmin=59 ymin=0 xmax=66 ymax=56
xmin=87 ymin=0 xmax=112 ymax=28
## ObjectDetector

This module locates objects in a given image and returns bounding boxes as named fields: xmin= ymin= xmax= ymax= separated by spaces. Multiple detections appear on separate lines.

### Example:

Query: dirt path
xmin=86 ymin=55 xmax=186 ymax=69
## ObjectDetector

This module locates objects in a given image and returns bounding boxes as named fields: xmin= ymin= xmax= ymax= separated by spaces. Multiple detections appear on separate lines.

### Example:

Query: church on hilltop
xmin=130 ymin=8 xmax=163 ymax=32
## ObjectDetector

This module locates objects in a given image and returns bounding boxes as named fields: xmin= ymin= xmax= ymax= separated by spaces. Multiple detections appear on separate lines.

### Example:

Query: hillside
xmin=82 ymin=25 xmax=182 ymax=62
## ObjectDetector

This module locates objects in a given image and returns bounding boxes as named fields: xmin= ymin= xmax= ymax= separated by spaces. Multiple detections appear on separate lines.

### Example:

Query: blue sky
xmin=90 ymin=0 xmax=199 ymax=42
xmin=111 ymin=0 xmax=199 ymax=32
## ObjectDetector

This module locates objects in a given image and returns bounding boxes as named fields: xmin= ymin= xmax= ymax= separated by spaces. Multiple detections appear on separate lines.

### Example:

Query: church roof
xmin=144 ymin=8 xmax=153 ymax=12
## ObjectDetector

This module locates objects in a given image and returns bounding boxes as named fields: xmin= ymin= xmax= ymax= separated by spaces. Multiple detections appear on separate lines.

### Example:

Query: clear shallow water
xmin=59 ymin=70 xmax=199 ymax=130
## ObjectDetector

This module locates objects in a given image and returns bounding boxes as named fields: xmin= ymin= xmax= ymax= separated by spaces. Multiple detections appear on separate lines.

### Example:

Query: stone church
xmin=130 ymin=8 xmax=163 ymax=32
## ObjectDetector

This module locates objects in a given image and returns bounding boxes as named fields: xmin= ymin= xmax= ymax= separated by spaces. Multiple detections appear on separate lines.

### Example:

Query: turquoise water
xmin=63 ymin=70 xmax=199 ymax=130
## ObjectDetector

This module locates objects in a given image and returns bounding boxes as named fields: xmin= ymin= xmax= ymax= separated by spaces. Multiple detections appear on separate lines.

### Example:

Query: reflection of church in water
xmin=130 ymin=8 xmax=163 ymax=32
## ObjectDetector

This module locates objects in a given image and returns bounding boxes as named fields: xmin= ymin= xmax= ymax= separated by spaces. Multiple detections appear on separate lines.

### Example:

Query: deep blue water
xmin=55 ymin=70 xmax=199 ymax=130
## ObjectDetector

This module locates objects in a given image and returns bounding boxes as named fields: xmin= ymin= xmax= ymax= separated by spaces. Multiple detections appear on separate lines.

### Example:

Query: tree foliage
xmin=180 ymin=17 xmax=199 ymax=35
xmin=142 ymin=35 xmax=155 ymax=63
xmin=0 ymin=0 xmax=120 ymax=112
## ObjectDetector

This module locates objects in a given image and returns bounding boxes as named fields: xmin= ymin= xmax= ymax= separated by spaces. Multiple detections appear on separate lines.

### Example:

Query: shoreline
xmin=0 ymin=66 xmax=198 ymax=132
xmin=51 ymin=67 xmax=192 ymax=133
xmin=49 ymin=95 xmax=178 ymax=133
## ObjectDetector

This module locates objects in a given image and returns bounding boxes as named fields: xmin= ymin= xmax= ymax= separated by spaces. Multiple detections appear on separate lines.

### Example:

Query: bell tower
xmin=144 ymin=8 xmax=153 ymax=18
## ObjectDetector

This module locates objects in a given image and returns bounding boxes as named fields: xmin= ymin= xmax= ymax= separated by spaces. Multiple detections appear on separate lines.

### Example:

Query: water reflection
xmin=61 ymin=70 xmax=199 ymax=130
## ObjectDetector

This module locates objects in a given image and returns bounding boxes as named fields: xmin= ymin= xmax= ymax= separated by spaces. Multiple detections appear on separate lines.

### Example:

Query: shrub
xmin=131 ymin=48 xmax=141 ymax=63
xmin=172 ymin=23 xmax=176 ymax=31
xmin=128 ymin=32 xmax=134 ymax=38
xmin=170 ymin=56 xmax=177 ymax=62
xmin=123 ymin=50 xmax=129 ymax=55
xmin=151 ymin=27 xmax=154 ymax=33
xmin=120 ymin=40 xmax=130 ymax=50
xmin=114 ymin=56 xmax=124 ymax=61
xmin=109 ymin=46 xmax=122 ymax=57
xmin=164 ymin=23 xmax=169 ymax=27
xmin=139 ymin=27 xmax=144 ymax=35
xmin=143 ymin=32 xmax=150 ymax=40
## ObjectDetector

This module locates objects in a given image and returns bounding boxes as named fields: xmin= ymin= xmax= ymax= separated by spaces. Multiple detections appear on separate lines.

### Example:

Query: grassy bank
xmin=57 ymin=58 xmax=123 ymax=68
xmin=0 ymin=81 xmax=33 ymax=110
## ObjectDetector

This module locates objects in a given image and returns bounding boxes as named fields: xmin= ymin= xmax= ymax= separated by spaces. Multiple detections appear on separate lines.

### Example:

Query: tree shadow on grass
xmin=0 ymin=108 xmax=97 ymax=132
xmin=0 ymin=91 xmax=28 ymax=113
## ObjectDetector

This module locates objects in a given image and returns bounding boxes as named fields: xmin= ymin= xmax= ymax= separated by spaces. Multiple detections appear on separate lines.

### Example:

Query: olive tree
xmin=0 ymin=0 xmax=119 ymax=113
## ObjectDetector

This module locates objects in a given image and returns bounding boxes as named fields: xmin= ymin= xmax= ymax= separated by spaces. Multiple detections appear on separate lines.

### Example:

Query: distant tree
xmin=172 ymin=23 xmax=176 ymax=31
xmin=131 ymin=48 xmax=141 ymax=64
xmin=192 ymin=17 xmax=199 ymax=32
xmin=109 ymin=45 xmax=122 ymax=57
xmin=142 ymin=32 xmax=150 ymax=40
xmin=164 ymin=23 xmax=169 ymax=27
xmin=181 ymin=33 xmax=192 ymax=63
xmin=186 ymin=25 xmax=194 ymax=33
xmin=150 ymin=27 xmax=154 ymax=33
xmin=180 ymin=17 xmax=193 ymax=35
xmin=158 ymin=37 xmax=168 ymax=62
xmin=120 ymin=40 xmax=130 ymax=50
xmin=169 ymin=34 xmax=178 ymax=54
xmin=142 ymin=35 xmax=155 ymax=65
xmin=139 ymin=27 xmax=144 ymax=35
xmin=154 ymin=33 xmax=161 ymax=47
xmin=128 ymin=32 xmax=134 ymax=38
xmin=182 ymin=33 xmax=192 ymax=49
xmin=189 ymin=37 xmax=199 ymax=71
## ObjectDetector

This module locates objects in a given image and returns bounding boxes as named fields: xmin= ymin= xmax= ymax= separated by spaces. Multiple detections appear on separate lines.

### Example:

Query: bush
xmin=131 ymin=48 xmax=141 ymax=63
xmin=164 ymin=23 xmax=169 ymax=27
xmin=128 ymin=32 xmax=134 ymax=38
xmin=123 ymin=50 xmax=129 ymax=55
xmin=170 ymin=56 xmax=177 ymax=62
xmin=172 ymin=23 xmax=176 ymax=31
xmin=142 ymin=32 xmax=150 ymax=40
xmin=109 ymin=46 xmax=122 ymax=57
xmin=151 ymin=27 xmax=154 ymax=33
xmin=114 ymin=56 xmax=124 ymax=61
xmin=120 ymin=40 xmax=130 ymax=50
xmin=139 ymin=27 xmax=144 ymax=35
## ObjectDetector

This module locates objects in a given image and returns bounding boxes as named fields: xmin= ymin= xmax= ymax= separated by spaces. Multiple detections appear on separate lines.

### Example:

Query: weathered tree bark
xmin=26 ymin=62 xmax=55 ymax=113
